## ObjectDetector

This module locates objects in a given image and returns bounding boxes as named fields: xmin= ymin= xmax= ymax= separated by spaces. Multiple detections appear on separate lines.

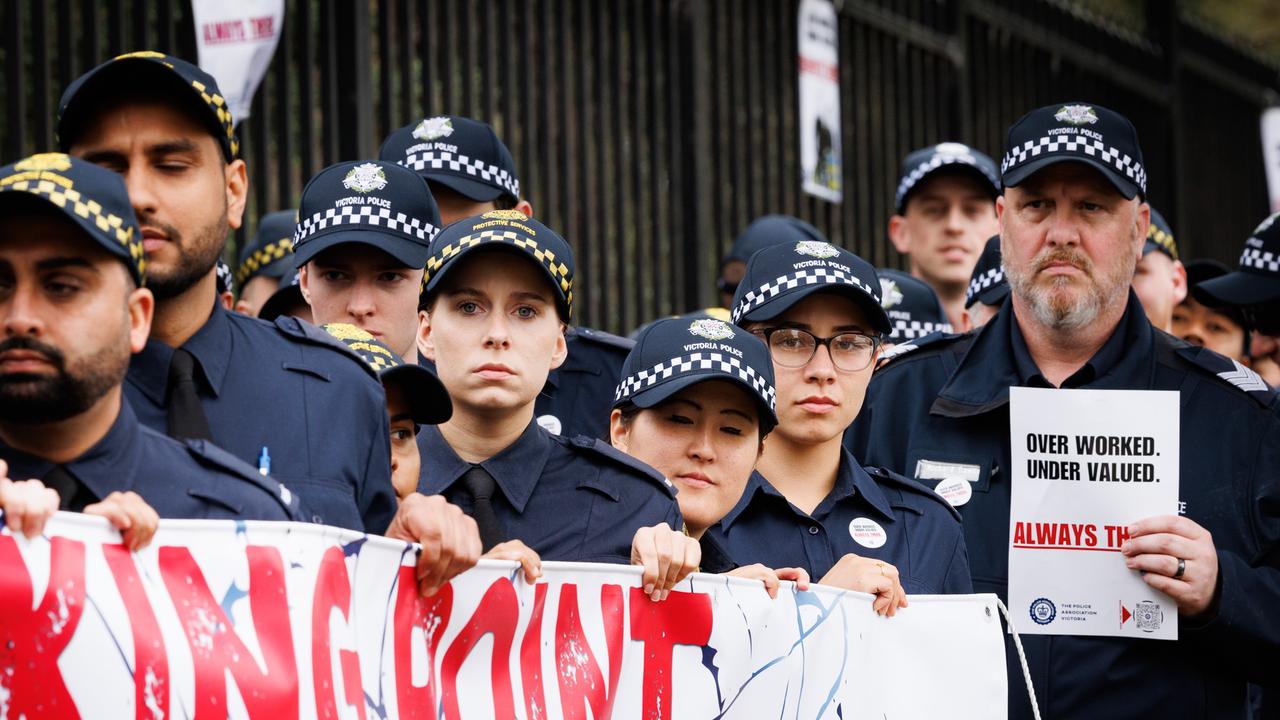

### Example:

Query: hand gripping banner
xmin=0 ymin=514 xmax=1008 ymax=719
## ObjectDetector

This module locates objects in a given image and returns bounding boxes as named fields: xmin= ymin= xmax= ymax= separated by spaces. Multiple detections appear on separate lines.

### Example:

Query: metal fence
xmin=3 ymin=0 xmax=1278 ymax=334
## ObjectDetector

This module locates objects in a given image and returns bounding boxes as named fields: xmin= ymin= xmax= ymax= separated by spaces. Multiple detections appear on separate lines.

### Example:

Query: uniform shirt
xmin=534 ymin=326 xmax=633 ymax=440
xmin=707 ymin=449 xmax=972 ymax=594
xmin=848 ymin=292 xmax=1280 ymax=720
xmin=417 ymin=420 xmax=681 ymax=564
xmin=0 ymin=401 xmax=302 ymax=521
xmin=124 ymin=302 xmax=395 ymax=533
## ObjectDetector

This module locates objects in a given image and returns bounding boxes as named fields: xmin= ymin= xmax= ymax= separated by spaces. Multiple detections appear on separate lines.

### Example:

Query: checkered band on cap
xmin=966 ymin=266 xmax=1006 ymax=305
xmin=1001 ymin=134 xmax=1146 ymax=195
xmin=345 ymin=339 xmax=403 ymax=373
xmin=400 ymin=148 xmax=520 ymax=199
xmin=896 ymin=155 xmax=997 ymax=209
xmin=423 ymin=228 xmax=573 ymax=314
xmin=189 ymin=79 xmax=239 ymax=158
xmin=732 ymin=267 xmax=878 ymax=323
xmin=1240 ymin=248 xmax=1280 ymax=275
xmin=294 ymin=205 xmax=439 ymax=246
xmin=613 ymin=351 xmax=777 ymax=410
xmin=236 ymin=237 xmax=293 ymax=284
xmin=890 ymin=319 xmax=952 ymax=342
xmin=0 ymin=174 xmax=144 ymax=280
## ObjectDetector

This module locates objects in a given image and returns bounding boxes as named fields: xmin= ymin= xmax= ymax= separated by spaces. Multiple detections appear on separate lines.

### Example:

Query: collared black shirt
xmin=708 ymin=448 xmax=971 ymax=593
xmin=1 ymin=400 xmax=301 ymax=521
xmin=418 ymin=420 xmax=681 ymax=564
xmin=125 ymin=302 xmax=394 ymax=533
xmin=849 ymin=291 xmax=1280 ymax=720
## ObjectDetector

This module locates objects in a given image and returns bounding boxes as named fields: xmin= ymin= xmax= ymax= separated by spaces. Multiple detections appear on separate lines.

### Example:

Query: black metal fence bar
xmin=1 ymin=0 xmax=1277 ymax=333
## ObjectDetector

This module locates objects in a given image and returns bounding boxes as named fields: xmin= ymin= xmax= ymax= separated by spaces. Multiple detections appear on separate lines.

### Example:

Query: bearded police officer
xmin=0 ymin=153 xmax=301 ymax=531
xmin=849 ymin=102 xmax=1280 ymax=719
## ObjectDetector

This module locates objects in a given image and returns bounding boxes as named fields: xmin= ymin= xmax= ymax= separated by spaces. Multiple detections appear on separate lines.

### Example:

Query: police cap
xmin=322 ymin=323 xmax=452 ymax=425
xmin=0 ymin=152 xmax=144 ymax=285
xmin=877 ymin=268 xmax=952 ymax=342
xmin=895 ymin=143 xmax=1000 ymax=214
xmin=1001 ymin=102 xmax=1146 ymax=200
xmin=379 ymin=115 xmax=521 ymax=203
xmin=965 ymin=235 xmax=1008 ymax=309
xmin=237 ymin=210 xmax=297 ymax=285
xmin=614 ymin=316 xmax=777 ymax=434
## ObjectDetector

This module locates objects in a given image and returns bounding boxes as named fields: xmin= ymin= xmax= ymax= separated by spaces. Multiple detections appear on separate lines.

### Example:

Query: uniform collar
xmin=933 ymin=291 xmax=1155 ymax=417
xmin=418 ymin=420 xmax=553 ymax=513
xmin=129 ymin=299 xmax=230 ymax=404
xmin=717 ymin=447 xmax=895 ymax=529
xmin=0 ymin=399 xmax=141 ymax=499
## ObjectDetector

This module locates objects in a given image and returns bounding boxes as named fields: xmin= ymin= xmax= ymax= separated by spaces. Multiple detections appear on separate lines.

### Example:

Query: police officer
xmin=888 ymin=143 xmax=1001 ymax=329
xmin=875 ymin=267 xmax=952 ymax=348
xmin=382 ymin=114 xmax=630 ymax=440
xmin=234 ymin=209 xmax=296 ymax=317
xmin=56 ymin=52 xmax=395 ymax=534
xmin=0 ymin=153 xmax=301 ymax=534
xmin=963 ymin=235 xmax=1008 ymax=330
xmin=717 ymin=215 xmax=828 ymax=308
xmin=849 ymin=102 xmax=1280 ymax=719
xmin=294 ymin=160 xmax=441 ymax=363
xmin=1174 ymin=260 xmax=1251 ymax=365
xmin=706 ymin=239 xmax=971 ymax=599
xmin=1196 ymin=211 xmax=1280 ymax=386
xmin=415 ymin=210 xmax=681 ymax=564
xmin=257 ymin=269 xmax=311 ymax=323
xmin=1132 ymin=206 xmax=1186 ymax=332
xmin=321 ymin=323 xmax=452 ymax=500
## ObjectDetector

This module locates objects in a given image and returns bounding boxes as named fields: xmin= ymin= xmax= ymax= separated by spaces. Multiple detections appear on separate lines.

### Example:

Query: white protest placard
xmin=1008 ymin=387 xmax=1180 ymax=640
xmin=1263 ymin=107 xmax=1280 ymax=213
xmin=191 ymin=0 xmax=286 ymax=125
xmin=798 ymin=0 xmax=843 ymax=203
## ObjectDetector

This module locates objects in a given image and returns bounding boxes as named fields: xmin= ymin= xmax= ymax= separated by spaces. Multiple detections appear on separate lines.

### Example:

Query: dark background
xmin=4 ymin=0 xmax=1279 ymax=334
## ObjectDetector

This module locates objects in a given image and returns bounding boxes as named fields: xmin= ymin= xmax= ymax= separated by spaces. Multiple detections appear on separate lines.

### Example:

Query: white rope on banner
xmin=996 ymin=598 xmax=1043 ymax=720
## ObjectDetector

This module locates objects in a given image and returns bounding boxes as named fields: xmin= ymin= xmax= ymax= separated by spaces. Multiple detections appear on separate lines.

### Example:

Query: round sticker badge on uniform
xmin=536 ymin=414 xmax=563 ymax=435
xmin=934 ymin=476 xmax=972 ymax=507
xmin=848 ymin=517 xmax=887 ymax=548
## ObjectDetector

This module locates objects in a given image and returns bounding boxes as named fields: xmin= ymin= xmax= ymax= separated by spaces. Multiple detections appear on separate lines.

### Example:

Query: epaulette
xmin=182 ymin=439 xmax=303 ymax=519
xmin=272 ymin=316 xmax=380 ymax=381
xmin=877 ymin=330 xmax=963 ymax=369
xmin=1174 ymin=345 xmax=1276 ymax=407
xmin=560 ymin=434 xmax=677 ymax=497
xmin=865 ymin=465 xmax=962 ymax=523
xmin=569 ymin=326 xmax=635 ymax=354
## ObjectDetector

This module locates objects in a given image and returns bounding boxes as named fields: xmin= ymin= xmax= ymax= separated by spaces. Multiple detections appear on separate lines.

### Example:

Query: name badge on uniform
xmin=536 ymin=414 xmax=563 ymax=435
xmin=915 ymin=459 xmax=981 ymax=507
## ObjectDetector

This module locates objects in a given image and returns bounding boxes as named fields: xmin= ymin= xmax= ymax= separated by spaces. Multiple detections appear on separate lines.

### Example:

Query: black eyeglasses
xmin=752 ymin=327 xmax=881 ymax=371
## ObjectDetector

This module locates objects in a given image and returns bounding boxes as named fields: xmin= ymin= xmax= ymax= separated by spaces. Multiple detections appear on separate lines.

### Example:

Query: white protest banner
xmin=798 ymin=0 xmax=843 ymax=203
xmin=0 ymin=513 xmax=1009 ymax=719
xmin=1008 ymin=387 xmax=1180 ymax=640
xmin=191 ymin=0 xmax=286 ymax=124
xmin=1263 ymin=107 xmax=1280 ymax=213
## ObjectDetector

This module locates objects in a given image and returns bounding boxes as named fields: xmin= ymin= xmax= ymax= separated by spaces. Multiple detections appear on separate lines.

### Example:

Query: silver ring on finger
xmin=1172 ymin=557 xmax=1186 ymax=580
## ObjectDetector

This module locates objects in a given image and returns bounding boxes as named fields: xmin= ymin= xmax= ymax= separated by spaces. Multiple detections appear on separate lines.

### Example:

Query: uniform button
xmin=807 ymin=525 xmax=820 ymax=535
xmin=312 ymin=515 xmax=323 ymax=523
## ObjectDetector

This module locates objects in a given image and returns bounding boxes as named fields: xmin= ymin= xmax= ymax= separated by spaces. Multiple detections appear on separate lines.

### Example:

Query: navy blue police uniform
xmin=705 ymin=235 xmax=972 ymax=594
xmin=56 ymin=53 xmax=396 ymax=534
xmin=0 ymin=153 xmax=301 ymax=522
xmin=416 ymin=211 xmax=682 ymax=562
xmin=849 ymin=102 xmax=1280 ymax=720
xmin=613 ymin=315 xmax=782 ymax=574
xmin=383 ymin=114 xmax=627 ymax=440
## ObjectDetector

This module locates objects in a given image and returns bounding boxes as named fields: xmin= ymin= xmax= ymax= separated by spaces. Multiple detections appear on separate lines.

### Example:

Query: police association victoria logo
xmin=343 ymin=163 xmax=388 ymax=193
xmin=1054 ymin=104 xmax=1098 ymax=125
xmin=879 ymin=278 xmax=904 ymax=309
xmin=689 ymin=318 xmax=735 ymax=341
xmin=933 ymin=142 xmax=971 ymax=157
xmin=412 ymin=116 xmax=454 ymax=141
xmin=1029 ymin=597 xmax=1056 ymax=625
xmin=794 ymin=240 xmax=839 ymax=259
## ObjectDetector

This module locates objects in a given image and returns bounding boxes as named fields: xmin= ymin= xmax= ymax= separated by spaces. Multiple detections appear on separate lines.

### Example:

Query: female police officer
xmin=706 ymin=229 xmax=972 ymax=600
